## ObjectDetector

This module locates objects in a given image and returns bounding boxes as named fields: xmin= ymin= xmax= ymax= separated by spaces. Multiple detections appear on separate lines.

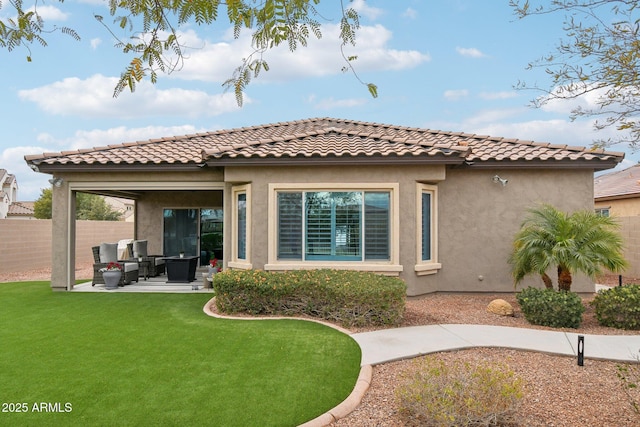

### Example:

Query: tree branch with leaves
xmin=1 ymin=0 xmax=377 ymax=105
xmin=511 ymin=0 xmax=640 ymax=149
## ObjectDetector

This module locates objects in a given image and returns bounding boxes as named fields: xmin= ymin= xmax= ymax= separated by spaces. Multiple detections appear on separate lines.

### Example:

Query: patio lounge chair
xmin=130 ymin=240 xmax=166 ymax=277
xmin=91 ymin=243 xmax=139 ymax=286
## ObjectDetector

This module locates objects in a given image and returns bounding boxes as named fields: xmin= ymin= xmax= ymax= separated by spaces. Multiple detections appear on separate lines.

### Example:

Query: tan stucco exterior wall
xmin=49 ymin=166 xmax=597 ymax=294
xmin=225 ymin=165 xmax=597 ymax=295
xmin=595 ymin=198 xmax=640 ymax=217
xmin=434 ymin=168 xmax=594 ymax=294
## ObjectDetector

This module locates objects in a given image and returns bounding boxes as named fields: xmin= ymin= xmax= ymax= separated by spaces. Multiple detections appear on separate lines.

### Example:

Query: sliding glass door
xmin=163 ymin=208 xmax=223 ymax=265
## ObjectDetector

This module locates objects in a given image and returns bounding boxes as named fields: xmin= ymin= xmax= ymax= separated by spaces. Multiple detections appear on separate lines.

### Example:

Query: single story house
xmin=594 ymin=164 xmax=640 ymax=217
xmin=25 ymin=117 xmax=623 ymax=294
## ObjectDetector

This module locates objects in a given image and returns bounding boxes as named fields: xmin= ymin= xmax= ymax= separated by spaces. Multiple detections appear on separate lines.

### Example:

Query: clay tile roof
xmin=8 ymin=202 xmax=35 ymax=217
xmin=24 ymin=117 xmax=624 ymax=171
xmin=594 ymin=164 xmax=640 ymax=200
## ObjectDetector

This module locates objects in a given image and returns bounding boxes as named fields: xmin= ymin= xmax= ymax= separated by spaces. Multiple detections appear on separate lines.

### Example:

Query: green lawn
xmin=0 ymin=282 xmax=361 ymax=426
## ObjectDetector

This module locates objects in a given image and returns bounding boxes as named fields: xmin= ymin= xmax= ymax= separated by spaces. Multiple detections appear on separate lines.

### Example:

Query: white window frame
xmin=415 ymin=183 xmax=441 ymax=275
xmin=266 ymin=183 xmax=402 ymax=274
xmin=229 ymin=184 xmax=252 ymax=269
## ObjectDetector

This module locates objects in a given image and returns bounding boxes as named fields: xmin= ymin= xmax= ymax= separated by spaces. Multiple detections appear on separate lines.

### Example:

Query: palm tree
xmin=509 ymin=204 xmax=628 ymax=291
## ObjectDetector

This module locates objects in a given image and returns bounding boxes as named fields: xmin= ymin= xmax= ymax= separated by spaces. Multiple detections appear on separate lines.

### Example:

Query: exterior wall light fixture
xmin=48 ymin=177 xmax=64 ymax=187
xmin=492 ymin=175 xmax=508 ymax=186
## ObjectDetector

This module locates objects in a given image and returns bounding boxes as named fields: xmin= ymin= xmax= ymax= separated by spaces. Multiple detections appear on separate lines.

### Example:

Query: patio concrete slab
xmin=73 ymin=280 xmax=215 ymax=293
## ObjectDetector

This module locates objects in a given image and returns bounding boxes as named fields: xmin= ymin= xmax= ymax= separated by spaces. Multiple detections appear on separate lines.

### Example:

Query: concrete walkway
xmin=351 ymin=324 xmax=640 ymax=365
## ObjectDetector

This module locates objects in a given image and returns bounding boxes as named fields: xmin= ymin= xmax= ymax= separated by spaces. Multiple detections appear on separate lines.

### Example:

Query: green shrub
xmin=396 ymin=357 xmax=523 ymax=426
xmin=617 ymin=360 xmax=640 ymax=417
xmin=516 ymin=287 xmax=585 ymax=328
xmin=591 ymin=284 xmax=640 ymax=330
xmin=213 ymin=269 xmax=406 ymax=327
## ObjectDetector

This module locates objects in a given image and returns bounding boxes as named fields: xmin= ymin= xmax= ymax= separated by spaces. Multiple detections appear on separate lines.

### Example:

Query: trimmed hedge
xmin=592 ymin=284 xmax=640 ymax=330
xmin=516 ymin=286 xmax=585 ymax=329
xmin=213 ymin=269 xmax=407 ymax=327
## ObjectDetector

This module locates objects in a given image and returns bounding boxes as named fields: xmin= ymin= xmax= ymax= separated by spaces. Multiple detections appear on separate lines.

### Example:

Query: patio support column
xmin=50 ymin=180 xmax=75 ymax=291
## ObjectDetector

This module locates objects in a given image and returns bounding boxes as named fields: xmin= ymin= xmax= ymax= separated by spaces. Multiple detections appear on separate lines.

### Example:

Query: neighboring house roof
xmin=1 ymin=170 xmax=16 ymax=186
xmin=7 ymin=202 xmax=35 ymax=218
xmin=25 ymin=118 xmax=624 ymax=172
xmin=594 ymin=164 xmax=640 ymax=201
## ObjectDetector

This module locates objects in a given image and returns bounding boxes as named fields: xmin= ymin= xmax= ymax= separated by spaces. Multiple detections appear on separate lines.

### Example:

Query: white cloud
xmin=18 ymin=74 xmax=244 ymax=119
xmin=7 ymin=124 xmax=214 ymax=201
xmin=479 ymin=91 xmax=518 ymax=100
xmin=426 ymin=105 xmax=631 ymax=154
xmin=538 ymin=84 xmax=606 ymax=115
xmin=456 ymin=47 xmax=486 ymax=58
xmin=403 ymin=8 xmax=418 ymax=19
xmin=90 ymin=38 xmax=102 ymax=49
xmin=444 ymin=89 xmax=469 ymax=101
xmin=175 ymin=24 xmax=430 ymax=82
xmin=351 ymin=0 xmax=384 ymax=20
xmin=65 ymin=125 xmax=209 ymax=150
xmin=311 ymin=97 xmax=368 ymax=110
xmin=29 ymin=5 xmax=68 ymax=21
xmin=462 ymin=108 xmax=525 ymax=127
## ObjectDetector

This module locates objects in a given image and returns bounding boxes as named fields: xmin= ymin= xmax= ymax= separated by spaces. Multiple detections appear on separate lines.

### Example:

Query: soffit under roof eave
xmin=30 ymin=163 xmax=207 ymax=174
xmin=595 ymin=192 xmax=640 ymax=202
xmin=460 ymin=159 xmax=622 ymax=171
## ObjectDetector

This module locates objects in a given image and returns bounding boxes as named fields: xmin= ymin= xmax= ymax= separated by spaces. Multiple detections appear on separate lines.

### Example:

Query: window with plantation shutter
xmin=364 ymin=192 xmax=390 ymax=260
xmin=305 ymin=192 xmax=361 ymax=260
xmin=276 ymin=190 xmax=389 ymax=262
xmin=277 ymin=192 xmax=302 ymax=259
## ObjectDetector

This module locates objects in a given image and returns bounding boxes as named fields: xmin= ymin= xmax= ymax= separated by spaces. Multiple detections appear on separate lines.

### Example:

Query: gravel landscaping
xmin=335 ymin=277 xmax=640 ymax=426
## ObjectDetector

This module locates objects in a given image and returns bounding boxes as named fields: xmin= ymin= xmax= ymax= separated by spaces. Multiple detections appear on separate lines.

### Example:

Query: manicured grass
xmin=0 ymin=282 xmax=361 ymax=426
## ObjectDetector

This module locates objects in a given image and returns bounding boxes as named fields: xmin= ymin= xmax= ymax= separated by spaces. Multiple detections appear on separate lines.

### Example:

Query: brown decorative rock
xmin=487 ymin=299 xmax=514 ymax=317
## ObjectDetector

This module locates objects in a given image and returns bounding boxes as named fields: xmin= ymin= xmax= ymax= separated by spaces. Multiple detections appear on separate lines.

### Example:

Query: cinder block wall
xmin=0 ymin=219 xmax=134 ymax=274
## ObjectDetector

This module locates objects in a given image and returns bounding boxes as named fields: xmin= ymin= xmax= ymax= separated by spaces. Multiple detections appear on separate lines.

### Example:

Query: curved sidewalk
xmin=351 ymin=324 xmax=640 ymax=366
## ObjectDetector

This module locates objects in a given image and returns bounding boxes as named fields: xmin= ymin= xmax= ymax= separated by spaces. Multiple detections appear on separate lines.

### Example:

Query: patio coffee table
xmin=162 ymin=256 xmax=199 ymax=283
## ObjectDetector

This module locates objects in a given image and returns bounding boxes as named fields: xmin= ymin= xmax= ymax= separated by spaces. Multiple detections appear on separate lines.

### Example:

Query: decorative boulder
xmin=487 ymin=299 xmax=514 ymax=317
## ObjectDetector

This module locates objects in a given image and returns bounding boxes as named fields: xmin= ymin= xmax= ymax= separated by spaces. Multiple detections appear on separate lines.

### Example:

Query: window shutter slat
xmin=277 ymin=192 xmax=302 ymax=259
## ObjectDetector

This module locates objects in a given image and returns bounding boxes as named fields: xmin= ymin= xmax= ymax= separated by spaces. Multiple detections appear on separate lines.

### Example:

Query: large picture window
xmin=276 ymin=190 xmax=390 ymax=262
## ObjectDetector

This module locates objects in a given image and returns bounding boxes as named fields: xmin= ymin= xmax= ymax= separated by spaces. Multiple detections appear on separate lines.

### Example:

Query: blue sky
xmin=1 ymin=0 xmax=636 ymax=201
